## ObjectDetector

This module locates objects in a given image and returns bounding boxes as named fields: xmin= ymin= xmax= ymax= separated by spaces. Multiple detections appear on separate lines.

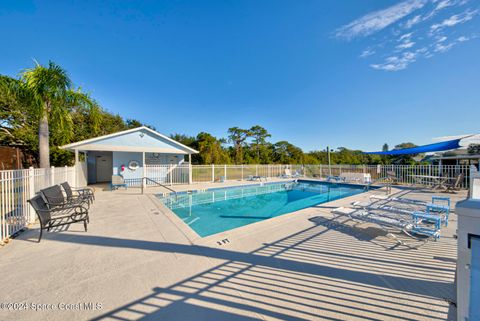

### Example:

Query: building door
xmin=96 ymin=153 xmax=113 ymax=182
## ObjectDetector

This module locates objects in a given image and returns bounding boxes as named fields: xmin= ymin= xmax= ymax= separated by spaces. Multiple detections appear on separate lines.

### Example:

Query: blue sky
xmin=1 ymin=0 xmax=479 ymax=152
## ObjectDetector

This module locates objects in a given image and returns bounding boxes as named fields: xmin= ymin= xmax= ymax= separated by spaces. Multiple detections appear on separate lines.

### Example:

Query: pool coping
xmin=148 ymin=179 xmax=386 ymax=245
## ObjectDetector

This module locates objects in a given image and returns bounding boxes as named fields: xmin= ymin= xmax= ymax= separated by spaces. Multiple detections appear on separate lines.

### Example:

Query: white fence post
xmin=241 ymin=165 xmax=244 ymax=180
xmin=212 ymin=164 xmax=215 ymax=182
xmin=50 ymin=166 xmax=55 ymax=186
xmin=188 ymin=162 xmax=192 ymax=185
xmin=28 ymin=167 xmax=35 ymax=223
xmin=224 ymin=164 xmax=227 ymax=181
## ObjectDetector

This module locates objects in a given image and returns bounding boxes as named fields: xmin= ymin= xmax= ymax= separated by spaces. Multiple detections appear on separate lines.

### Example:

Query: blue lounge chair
xmin=111 ymin=175 xmax=128 ymax=190
xmin=332 ymin=207 xmax=440 ymax=243
xmin=365 ymin=195 xmax=451 ymax=226
xmin=246 ymin=175 xmax=267 ymax=182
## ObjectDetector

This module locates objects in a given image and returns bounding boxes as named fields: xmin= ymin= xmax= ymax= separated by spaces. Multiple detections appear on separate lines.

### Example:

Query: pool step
xmin=182 ymin=216 xmax=200 ymax=225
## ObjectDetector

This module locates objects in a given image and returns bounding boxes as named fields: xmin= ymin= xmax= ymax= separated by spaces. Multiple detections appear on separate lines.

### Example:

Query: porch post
xmin=188 ymin=154 xmax=192 ymax=185
xmin=142 ymin=151 xmax=146 ymax=192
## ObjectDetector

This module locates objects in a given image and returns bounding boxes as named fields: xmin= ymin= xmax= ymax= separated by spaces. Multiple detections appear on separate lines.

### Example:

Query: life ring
xmin=128 ymin=160 xmax=140 ymax=171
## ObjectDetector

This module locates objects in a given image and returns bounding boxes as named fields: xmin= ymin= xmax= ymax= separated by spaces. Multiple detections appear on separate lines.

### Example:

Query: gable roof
xmin=61 ymin=126 xmax=198 ymax=154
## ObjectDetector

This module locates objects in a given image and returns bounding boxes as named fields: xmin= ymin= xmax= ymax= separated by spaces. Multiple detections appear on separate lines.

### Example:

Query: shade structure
xmin=364 ymin=138 xmax=462 ymax=155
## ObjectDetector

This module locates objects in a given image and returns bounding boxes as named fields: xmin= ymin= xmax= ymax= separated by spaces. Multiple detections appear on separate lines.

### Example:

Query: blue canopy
xmin=364 ymin=138 xmax=462 ymax=155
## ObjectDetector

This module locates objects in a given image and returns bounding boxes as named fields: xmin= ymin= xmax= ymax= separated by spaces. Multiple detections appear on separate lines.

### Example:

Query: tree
xmin=272 ymin=141 xmax=304 ymax=164
xmin=249 ymin=125 xmax=271 ymax=163
xmin=196 ymin=132 xmax=231 ymax=164
xmin=468 ymin=144 xmax=480 ymax=154
xmin=126 ymin=118 xmax=156 ymax=130
xmin=21 ymin=61 xmax=96 ymax=168
xmin=170 ymin=133 xmax=196 ymax=147
xmin=227 ymin=127 xmax=250 ymax=164
xmin=0 ymin=75 xmax=36 ymax=148
xmin=392 ymin=142 xmax=418 ymax=165
xmin=381 ymin=143 xmax=390 ymax=164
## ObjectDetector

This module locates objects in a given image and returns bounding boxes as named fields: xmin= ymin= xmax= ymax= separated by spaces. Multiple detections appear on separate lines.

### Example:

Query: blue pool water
xmin=158 ymin=180 xmax=366 ymax=237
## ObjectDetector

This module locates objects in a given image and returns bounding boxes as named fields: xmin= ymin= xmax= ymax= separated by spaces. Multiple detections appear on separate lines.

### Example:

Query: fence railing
xmin=302 ymin=164 xmax=471 ymax=188
xmin=144 ymin=164 xmax=471 ymax=188
xmin=0 ymin=166 xmax=76 ymax=244
xmin=1 ymin=163 xmax=474 ymax=244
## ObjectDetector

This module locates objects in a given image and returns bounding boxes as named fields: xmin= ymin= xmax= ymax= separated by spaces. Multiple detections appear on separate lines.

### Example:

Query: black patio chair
xmin=40 ymin=185 xmax=90 ymax=210
xmin=60 ymin=181 xmax=95 ymax=205
xmin=28 ymin=194 xmax=89 ymax=242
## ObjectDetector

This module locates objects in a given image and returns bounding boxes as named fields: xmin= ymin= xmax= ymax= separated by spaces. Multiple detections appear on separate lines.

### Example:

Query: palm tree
xmin=21 ymin=61 xmax=97 ymax=168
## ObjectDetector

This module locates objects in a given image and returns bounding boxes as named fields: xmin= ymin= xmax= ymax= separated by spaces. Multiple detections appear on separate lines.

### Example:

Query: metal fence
xmin=142 ymin=164 xmax=304 ymax=185
xmin=302 ymin=164 xmax=471 ymax=188
xmin=0 ymin=166 xmax=76 ymax=244
xmin=1 ymin=163 xmax=474 ymax=244
xmin=189 ymin=164 xmax=303 ymax=183
xmin=145 ymin=164 xmax=471 ymax=188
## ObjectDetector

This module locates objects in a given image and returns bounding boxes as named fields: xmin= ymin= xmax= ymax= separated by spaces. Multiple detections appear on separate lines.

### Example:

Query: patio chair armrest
xmin=72 ymin=186 xmax=95 ymax=194
xmin=70 ymin=190 xmax=93 ymax=199
xmin=44 ymin=202 xmax=85 ymax=212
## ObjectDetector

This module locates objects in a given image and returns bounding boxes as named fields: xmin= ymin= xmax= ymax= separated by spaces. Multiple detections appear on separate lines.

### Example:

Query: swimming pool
xmin=158 ymin=180 xmax=367 ymax=237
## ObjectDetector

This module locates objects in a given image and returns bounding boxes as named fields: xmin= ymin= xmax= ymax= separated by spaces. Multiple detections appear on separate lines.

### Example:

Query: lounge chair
xmin=386 ymin=170 xmax=398 ymax=183
xmin=444 ymin=172 xmax=464 ymax=193
xmin=60 ymin=181 xmax=95 ymax=205
xmin=369 ymin=194 xmax=450 ymax=208
xmin=352 ymin=197 xmax=450 ymax=226
xmin=326 ymin=175 xmax=345 ymax=183
xmin=28 ymin=194 xmax=89 ymax=242
xmin=280 ymin=169 xmax=292 ymax=178
xmin=332 ymin=207 xmax=440 ymax=243
xmin=292 ymin=170 xmax=302 ymax=178
xmin=40 ymin=185 xmax=90 ymax=210
xmin=246 ymin=175 xmax=267 ymax=182
xmin=111 ymin=175 xmax=128 ymax=190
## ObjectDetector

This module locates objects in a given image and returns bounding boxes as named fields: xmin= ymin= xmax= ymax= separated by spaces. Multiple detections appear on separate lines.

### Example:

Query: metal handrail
xmin=142 ymin=177 xmax=178 ymax=199
xmin=364 ymin=175 xmax=393 ymax=194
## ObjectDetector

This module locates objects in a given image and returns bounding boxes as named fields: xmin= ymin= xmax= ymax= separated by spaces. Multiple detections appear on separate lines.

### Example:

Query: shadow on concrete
xmin=39 ymin=214 xmax=456 ymax=321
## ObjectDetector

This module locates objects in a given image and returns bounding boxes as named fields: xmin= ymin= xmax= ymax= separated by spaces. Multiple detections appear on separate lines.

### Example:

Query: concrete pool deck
xmin=0 ymin=180 xmax=467 ymax=321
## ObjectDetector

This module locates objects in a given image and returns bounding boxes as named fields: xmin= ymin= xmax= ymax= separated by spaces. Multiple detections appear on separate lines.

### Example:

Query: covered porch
xmin=61 ymin=126 xmax=198 ymax=186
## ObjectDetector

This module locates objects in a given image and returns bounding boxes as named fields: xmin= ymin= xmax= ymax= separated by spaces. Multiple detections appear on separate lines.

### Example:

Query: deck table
xmin=409 ymin=174 xmax=450 ymax=190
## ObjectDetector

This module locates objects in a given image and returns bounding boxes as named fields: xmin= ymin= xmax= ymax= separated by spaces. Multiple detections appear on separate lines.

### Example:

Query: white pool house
xmin=61 ymin=126 xmax=198 ymax=186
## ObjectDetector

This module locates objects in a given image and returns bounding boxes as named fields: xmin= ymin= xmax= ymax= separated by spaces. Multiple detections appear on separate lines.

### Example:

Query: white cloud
xmin=434 ymin=42 xmax=455 ymax=52
xmin=335 ymin=0 xmax=428 ymax=39
xmin=430 ymin=9 xmax=478 ymax=32
xmin=335 ymin=0 xmax=479 ymax=71
xmin=360 ymin=49 xmax=375 ymax=58
xmin=433 ymin=34 xmax=474 ymax=52
xmin=435 ymin=0 xmax=455 ymax=11
xmin=399 ymin=32 xmax=413 ymax=40
xmin=423 ymin=0 xmax=468 ymax=20
xmin=397 ymin=41 xmax=416 ymax=49
xmin=404 ymin=15 xmax=422 ymax=28
xmin=370 ymin=52 xmax=418 ymax=71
